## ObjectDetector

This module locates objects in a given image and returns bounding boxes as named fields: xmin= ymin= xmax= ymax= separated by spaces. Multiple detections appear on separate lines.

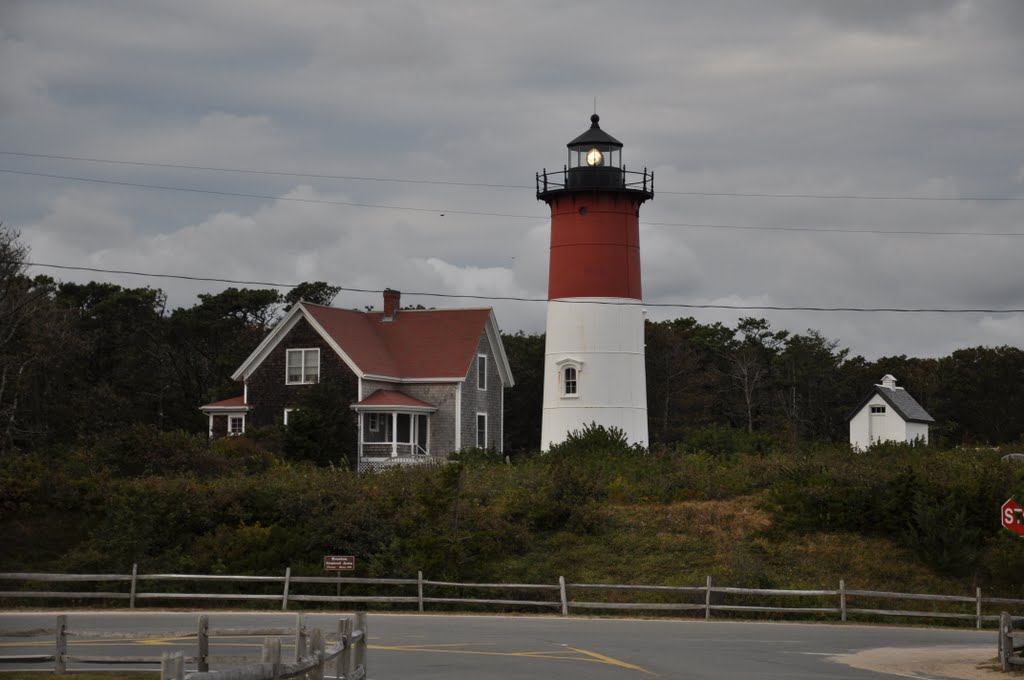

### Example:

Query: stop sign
xmin=1002 ymin=498 xmax=1024 ymax=537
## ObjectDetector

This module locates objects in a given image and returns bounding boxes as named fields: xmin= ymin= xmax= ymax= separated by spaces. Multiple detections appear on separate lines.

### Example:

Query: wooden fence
xmin=2 ymin=569 xmax=1024 ymax=628
xmin=0 ymin=612 xmax=367 ymax=679
xmin=1000 ymin=612 xmax=1024 ymax=671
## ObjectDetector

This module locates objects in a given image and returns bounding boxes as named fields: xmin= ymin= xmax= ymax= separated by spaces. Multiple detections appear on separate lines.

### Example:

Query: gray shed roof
xmin=850 ymin=385 xmax=935 ymax=423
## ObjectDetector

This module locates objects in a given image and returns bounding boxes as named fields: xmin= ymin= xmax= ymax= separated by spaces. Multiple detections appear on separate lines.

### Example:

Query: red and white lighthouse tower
xmin=537 ymin=114 xmax=654 ymax=448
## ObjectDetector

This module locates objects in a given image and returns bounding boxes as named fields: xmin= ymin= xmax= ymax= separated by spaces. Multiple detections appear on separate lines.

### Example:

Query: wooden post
xmin=55 ymin=614 xmax=67 ymax=674
xmin=976 ymin=587 xmax=982 ymax=630
xmin=840 ymin=579 xmax=847 ymax=622
xmin=295 ymin=613 xmax=307 ymax=663
xmin=197 ymin=614 xmax=209 ymax=672
xmin=418 ymin=570 xmax=424 ymax=612
xmin=308 ymin=628 xmax=325 ymax=680
xmin=355 ymin=611 xmax=368 ymax=679
xmin=559 ymin=576 xmax=569 ymax=616
xmin=282 ymin=566 xmax=291 ymax=611
xmin=705 ymin=576 xmax=713 ymax=620
xmin=129 ymin=563 xmax=138 ymax=609
xmin=160 ymin=651 xmax=185 ymax=680
xmin=262 ymin=637 xmax=282 ymax=680
xmin=1001 ymin=612 xmax=1012 ymax=672
xmin=339 ymin=617 xmax=353 ymax=680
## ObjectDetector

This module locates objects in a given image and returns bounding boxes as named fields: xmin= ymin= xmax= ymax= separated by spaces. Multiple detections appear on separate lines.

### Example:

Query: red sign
xmin=323 ymin=555 xmax=355 ymax=571
xmin=1002 ymin=499 xmax=1024 ymax=537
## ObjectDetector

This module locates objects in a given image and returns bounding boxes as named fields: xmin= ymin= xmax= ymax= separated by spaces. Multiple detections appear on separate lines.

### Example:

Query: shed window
xmin=870 ymin=406 xmax=886 ymax=414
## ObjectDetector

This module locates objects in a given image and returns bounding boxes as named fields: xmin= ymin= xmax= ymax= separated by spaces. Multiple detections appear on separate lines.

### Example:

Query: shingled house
xmin=848 ymin=374 xmax=934 ymax=450
xmin=201 ymin=290 xmax=514 ymax=470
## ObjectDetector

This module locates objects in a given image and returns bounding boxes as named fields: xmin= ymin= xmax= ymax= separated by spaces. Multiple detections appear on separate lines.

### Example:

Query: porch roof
xmin=350 ymin=389 xmax=437 ymax=412
xmin=199 ymin=395 xmax=249 ymax=412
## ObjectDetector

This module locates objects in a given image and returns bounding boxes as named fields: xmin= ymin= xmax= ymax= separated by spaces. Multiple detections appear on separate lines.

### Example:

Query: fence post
xmin=310 ymin=628 xmax=325 ymax=680
xmin=705 ymin=576 xmax=713 ymax=620
xmin=295 ymin=613 xmax=307 ymax=662
xmin=840 ymin=579 xmax=847 ymax=622
xmin=262 ymin=637 xmax=282 ymax=680
xmin=976 ymin=587 xmax=982 ymax=630
xmin=340 ymin=617 xmax=353 ymax=680
xmin=1000 ymin=612 xmax=1012 ymax=672
xmin=355 ymin=611 xmax=368 ymax=679
xmin=418 ymin=570 xmax=424 ymax=612
xmin=559 ymin=576 xmax=569 ymax=616
xmin=197 ymin=614 xmax=209 ymax=672
xmin=55 ymin=614 xmax=67 ymax=674
xmin=161 ymin=651 xmax=185 ymax=680
xmin=282 ymin=566 xmax=291 ymax=611
xmin=130 ymin=563 xmax=138 ymax=609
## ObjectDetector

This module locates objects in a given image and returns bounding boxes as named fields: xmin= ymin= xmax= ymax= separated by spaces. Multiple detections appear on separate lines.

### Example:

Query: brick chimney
xmin=383 ymin=288 xmax=400 ymax=321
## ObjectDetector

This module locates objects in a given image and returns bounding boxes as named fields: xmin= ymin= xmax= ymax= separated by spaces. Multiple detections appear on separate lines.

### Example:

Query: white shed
xmin=849 ymin=374 xmax=935 ymax=450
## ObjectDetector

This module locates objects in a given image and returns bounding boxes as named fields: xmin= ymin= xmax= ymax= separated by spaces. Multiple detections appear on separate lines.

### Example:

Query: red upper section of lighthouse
xmin=536 ymin=115 xmax=653 ymax=301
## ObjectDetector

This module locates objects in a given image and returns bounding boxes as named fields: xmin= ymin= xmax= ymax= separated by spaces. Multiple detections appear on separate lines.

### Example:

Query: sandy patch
xmin=835 ymin=646 xmax=1005 ymax=679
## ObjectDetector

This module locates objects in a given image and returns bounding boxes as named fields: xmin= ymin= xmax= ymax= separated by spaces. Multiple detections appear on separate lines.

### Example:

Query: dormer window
xmin=286 ymin=348 xmax=320 ymax=384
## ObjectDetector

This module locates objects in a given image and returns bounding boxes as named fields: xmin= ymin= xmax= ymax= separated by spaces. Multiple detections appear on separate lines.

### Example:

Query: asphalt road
xmin=0 ymin=611 xmax=996 ymax=679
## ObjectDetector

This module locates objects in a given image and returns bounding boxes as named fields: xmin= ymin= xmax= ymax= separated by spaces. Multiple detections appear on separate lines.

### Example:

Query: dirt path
xmin=835 ymin=646 xmax=1006 ymax=679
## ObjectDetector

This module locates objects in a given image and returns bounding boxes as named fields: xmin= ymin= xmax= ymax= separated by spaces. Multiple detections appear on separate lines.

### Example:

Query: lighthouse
xmin=536 ymin=114 xmax=654 ymax=448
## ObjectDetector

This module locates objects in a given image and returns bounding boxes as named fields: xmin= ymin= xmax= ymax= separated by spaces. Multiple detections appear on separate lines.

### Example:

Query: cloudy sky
xmin=3 ymin=0 xmax=1024 ymax=359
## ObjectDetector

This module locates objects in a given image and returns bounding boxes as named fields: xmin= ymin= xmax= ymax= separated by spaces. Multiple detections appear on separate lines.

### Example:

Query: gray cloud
xmin=2 ymin=0 xmax=1023 ymax=359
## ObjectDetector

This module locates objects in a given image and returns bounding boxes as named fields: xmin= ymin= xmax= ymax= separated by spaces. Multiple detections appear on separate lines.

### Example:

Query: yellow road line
xmin=570 ymin=646 xmax=659 ymax=676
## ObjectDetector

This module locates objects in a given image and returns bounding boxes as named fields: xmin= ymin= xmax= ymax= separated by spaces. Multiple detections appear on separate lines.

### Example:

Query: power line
xmin=19 ymin=260 xmax=1024 ymax=315
xmin=3 ymin=167 xmax=1022 ymax=238
xmin=0 ymin=169 xmax=535 ymax=220
xmin=4 ymin=149 xmax=1024 ymax=202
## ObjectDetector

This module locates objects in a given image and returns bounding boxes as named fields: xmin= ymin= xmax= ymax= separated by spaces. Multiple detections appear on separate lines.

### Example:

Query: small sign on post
xmin=324 ymin=555 xmax=355 ymax=604
xmin=1002 ymin=498 xmax=1024 ymax=537
xmin=324 ymin=555 xmax=355 ymax=571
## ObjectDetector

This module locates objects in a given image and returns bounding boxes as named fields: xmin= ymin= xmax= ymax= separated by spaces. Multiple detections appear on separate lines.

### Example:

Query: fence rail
xmin=2 ymin=569 xmax=1023 ymax=628
xmin=0 ymin=612 xmax=368 ymax=680
xmin=1000 ymin=612 xmax=1024 ymax=671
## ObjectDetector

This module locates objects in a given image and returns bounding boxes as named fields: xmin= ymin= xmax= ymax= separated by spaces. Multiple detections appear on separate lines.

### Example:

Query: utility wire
xmin=2 ymin=167 xmax=1022 ymax=237
xmin=4 ymin=149 xmax=1024 ymax=202
xmin=19 ymin=260 xmax=1024 ymax=314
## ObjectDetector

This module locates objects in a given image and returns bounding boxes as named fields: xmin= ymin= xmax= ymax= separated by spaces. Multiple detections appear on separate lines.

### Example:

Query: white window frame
xmin=557 ymin=359 xmax=582 ymax=399
xmin=477 ymin=354 xmax=488 ymax=391
xmin=228 ymin=414 xmax=246 ymax=436
xmin=286 ymin=348 xmax=320 ymax=385
xmin=871 ymin=405 xmax=886 ymax=414
xmin=476 ymin=412 xmax=487 ymax=449
xmin=368 ymin=413 xmax=380 ymax=432
xmin=283 ymin=408 xmax=296 ymax=425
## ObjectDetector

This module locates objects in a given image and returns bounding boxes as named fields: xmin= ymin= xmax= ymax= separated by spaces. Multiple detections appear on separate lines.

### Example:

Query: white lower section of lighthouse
xmin=540 ymin=298 xmax=648 ymax=449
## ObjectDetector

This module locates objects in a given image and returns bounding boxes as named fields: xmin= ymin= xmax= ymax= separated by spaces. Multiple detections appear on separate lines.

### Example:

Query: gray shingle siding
xmin=459 ymin=331 xmax=504 ymax=451
xmin=360 ymin=379 xmax=459 ymax=455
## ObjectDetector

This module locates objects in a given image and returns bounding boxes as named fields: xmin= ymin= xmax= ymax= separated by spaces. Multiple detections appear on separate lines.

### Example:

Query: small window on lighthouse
xmin=562 ymin=366 xmax=578 ymax=397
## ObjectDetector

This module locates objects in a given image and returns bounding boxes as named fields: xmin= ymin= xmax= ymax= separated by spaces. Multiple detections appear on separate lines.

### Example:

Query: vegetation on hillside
xmin=3 ymin=425 xmax=1023 ymax=601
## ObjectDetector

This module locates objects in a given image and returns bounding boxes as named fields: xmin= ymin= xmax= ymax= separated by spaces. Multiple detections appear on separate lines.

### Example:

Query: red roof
xmin=304 ymin=304 xmax=491 ymax=379
xmin=351 ymin=389 xmax=437 ymax=410
xmin=200 ymin=395 xmax=248 ymax=410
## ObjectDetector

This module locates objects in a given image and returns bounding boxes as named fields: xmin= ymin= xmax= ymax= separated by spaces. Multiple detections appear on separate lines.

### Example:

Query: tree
xmin=0 ymin=227 xmax=76 ymax=449
xmin=501 ymin=332 xmax=544 ymax=452
xmin=282 ymin=381 xmax=357 ymax=467
xmin=284 ymin=281 xmax=342 ymax=308
xmin=728 ymin=318 xmax=787 ymax=433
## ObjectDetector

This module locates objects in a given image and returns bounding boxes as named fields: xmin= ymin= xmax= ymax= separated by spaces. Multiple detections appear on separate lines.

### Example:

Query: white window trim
xmin=286 ymin=348 xmax=321 ymax=385
xmin=477 ymin=354 xmax=488 ymax=391
xmin=283 ymin=408 xmax=296 ymax=425
xmin=556 ymin=358 xmax=583 ymax=399
xmin=368 ymin=413 xmax=380 ymax=432
xmin=228 ymin=414 xmax=246 ymax=436
xmin=476 ymin=412 xmax=487 ymax=449
xmin=871 ymin=405 xmax=886 ymax=414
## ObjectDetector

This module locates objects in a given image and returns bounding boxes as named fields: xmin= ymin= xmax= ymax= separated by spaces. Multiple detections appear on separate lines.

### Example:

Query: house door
xmin=869 ymin=405 xmax=886 ymax=443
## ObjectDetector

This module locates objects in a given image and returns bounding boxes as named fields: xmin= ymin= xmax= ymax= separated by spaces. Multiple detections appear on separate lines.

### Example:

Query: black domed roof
xmin=567 ymin=114 xmax=622 ymax=149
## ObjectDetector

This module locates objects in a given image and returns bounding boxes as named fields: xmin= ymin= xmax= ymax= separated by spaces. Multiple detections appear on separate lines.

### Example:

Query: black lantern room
xmin=537 ymin=114 xmax=653 ymax=199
